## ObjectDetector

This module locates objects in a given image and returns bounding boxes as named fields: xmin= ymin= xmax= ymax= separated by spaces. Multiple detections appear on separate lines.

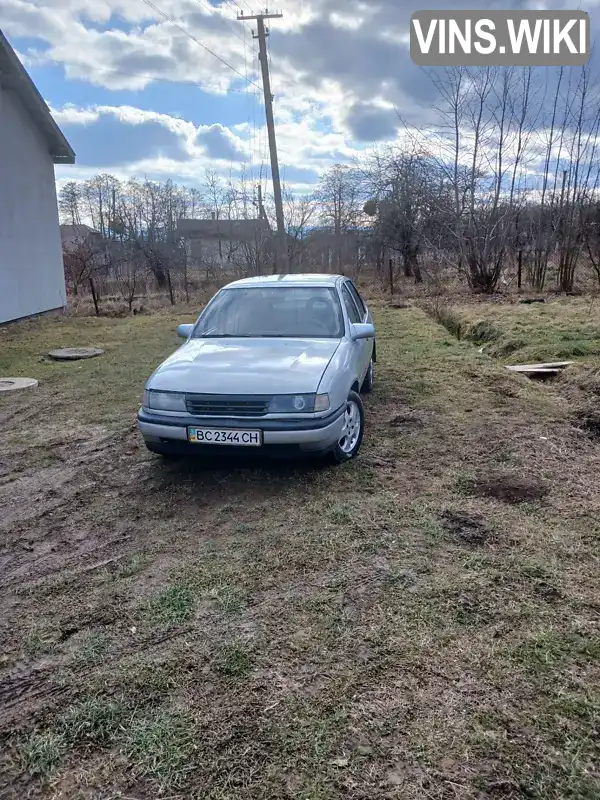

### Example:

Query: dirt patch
xmin=462 ymin=472 xmax=548 ymax=505
xmin=0 ymin=466 xmax=83 ymax=533
xmin=440 ymin=510 xmax=492 ymax=546
xmin=489 ymin=375 xmax=521 ymax=398
xmin=532 ymin=581 xmax=563 ymax=602
xmin=574 ymin=410 xmax=600 ymax=440
xmin=388 ymin=410 xmax=426 ymax=433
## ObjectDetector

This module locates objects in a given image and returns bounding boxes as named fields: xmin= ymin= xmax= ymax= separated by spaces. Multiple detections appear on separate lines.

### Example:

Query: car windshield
xmin=192 ymin=286 xmax=344 ymax=339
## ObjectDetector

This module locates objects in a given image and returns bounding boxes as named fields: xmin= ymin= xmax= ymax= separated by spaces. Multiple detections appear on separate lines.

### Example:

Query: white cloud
xmin=8 ymin=0 xmax=599 ymax=189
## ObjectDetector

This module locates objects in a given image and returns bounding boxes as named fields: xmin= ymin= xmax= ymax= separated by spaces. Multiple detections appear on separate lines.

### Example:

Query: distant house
xmin=177 ymin=216 xmax=273 ymax=271
xmin=0 ymin=29 xmax=75 ymax=324
xmin=304 ymin=228 xmax=368 ymax=271
xmin=60 ymin=224 xmax=103 ymax=253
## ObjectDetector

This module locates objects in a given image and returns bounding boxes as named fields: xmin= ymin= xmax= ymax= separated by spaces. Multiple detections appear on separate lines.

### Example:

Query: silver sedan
xmin=138 ymin=274 xmax=376 ymax=463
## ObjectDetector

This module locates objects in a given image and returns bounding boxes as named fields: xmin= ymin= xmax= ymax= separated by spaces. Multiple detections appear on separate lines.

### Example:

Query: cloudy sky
xmin=2 ymin=0 xmax=599 ymax=193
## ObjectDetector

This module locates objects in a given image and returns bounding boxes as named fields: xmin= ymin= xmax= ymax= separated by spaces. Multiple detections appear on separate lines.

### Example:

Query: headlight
xmin=269 ymin=393 xmax=330 ymax=413
xmin=144 ymin=390 xmax=187 ymax=412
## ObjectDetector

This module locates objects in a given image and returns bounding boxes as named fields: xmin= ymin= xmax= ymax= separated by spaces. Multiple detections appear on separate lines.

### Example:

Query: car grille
xmin=185 ymin=394 xmax=271 ymax=417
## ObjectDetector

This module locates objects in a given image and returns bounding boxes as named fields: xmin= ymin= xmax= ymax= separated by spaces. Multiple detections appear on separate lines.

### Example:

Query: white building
xmin=0 ymin=29 xmax=75 ymax=323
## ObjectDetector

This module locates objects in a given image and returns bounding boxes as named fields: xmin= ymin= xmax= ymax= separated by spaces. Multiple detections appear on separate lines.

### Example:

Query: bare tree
xmin=283 ymin=189 xmax=318 ymax=270
xmin=58 ymin=182 xmax=82 ymax=227
xmin=363 ymin=148 xmax=448 ymax=286
xmin=316 ymin=165 xmax=363 ymax=272
xmin=62 ymin=237 xmax=105 ymax=313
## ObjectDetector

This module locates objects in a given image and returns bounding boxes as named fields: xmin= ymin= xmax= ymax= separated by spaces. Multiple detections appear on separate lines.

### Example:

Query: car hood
xmin=148 ymin=338 xmax=341 ymax=395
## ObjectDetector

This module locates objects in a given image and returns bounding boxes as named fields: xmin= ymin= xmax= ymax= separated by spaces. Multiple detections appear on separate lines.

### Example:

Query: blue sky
xmin=3 ymin=0 xmax=600 ymax=195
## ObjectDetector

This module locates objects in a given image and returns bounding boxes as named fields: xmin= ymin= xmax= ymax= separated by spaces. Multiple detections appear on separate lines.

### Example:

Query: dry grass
xmin=0 ymin=303 xmax=599 ymax=798
xmin=442 ymin=296 xmax=600 ymax=363
xmin=427 ymin=295 xmax=600 ymax=444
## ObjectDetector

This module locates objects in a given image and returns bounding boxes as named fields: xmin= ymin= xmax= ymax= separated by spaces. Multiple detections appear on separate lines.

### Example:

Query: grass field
xmin=1 ymin=301 xmax=599 ymax=799
xmin=436 ymin=297 xmax=600 ymax=364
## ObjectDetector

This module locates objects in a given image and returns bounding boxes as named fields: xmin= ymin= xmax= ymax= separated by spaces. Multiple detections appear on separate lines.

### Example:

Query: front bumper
xmin=137 ymin=406 xmax=346 ymax=454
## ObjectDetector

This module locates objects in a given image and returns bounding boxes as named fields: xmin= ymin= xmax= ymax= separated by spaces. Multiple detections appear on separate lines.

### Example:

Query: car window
xmin=346 ymin=281 xmax=366 ymax=318
xmin=341 ymin=285 xmax=361 ymax=324
xmin=192 ymin=286 xmax=344 ymax=339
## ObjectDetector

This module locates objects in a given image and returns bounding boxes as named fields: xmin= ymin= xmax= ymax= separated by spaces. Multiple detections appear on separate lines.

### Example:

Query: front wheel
xmin=328 ymin=391 xmax=365 ymax=464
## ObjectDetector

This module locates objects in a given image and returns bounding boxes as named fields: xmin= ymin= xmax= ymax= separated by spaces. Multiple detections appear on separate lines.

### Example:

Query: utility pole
xmin=238 ymin=9 xmax=288 ymax=273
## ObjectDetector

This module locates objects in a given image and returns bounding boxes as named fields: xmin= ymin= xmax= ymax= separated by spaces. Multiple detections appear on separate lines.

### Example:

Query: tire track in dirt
xmin=0 ymin=422 xmax=146 ymax=584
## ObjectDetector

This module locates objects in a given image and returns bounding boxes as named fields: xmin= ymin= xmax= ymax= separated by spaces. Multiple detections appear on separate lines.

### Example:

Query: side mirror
xmin=176 ymin=324 xmax=194 ymax=339
xmin=350 ymin=322 xmax=375 ymax=341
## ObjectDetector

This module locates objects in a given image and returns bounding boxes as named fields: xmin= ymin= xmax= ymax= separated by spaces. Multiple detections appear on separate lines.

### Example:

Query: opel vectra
xmin=138 ymin=274 xmax=376 ymax=463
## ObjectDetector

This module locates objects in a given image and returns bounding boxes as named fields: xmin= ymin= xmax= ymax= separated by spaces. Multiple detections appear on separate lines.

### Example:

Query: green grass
xmin=327 ymin=504 xmax=354 ymax=525
xmin=143 ymin=584 xmax=197 ymax=625
xmin=76 ymin=631 xmax=110 ymax=665
xmin=447 ymin=297 xmax=600 ymax=365
xmin=20 ymin=696 xmax=129 ymax=777
xmin=23 ymin=625 xmax=59 ymax=658
xmin=214 ymin=643 xmax=253 ymax=677
xmin=0 ymin=309 xmax=197 ymax=426
xmin=515 ymin=631 xmax=600 ymax=672
xmin=124 ymin=710 xmax=195 ymax=789
xmin=114 ymin=553 xmax=149 ymax=580
xmin=213 ymin=584 xmax=246 ymax=615
xmin=21 ymin=731 xmax=68 ymax=777
xmin=58 ymin=696 xmax=129 ymax=747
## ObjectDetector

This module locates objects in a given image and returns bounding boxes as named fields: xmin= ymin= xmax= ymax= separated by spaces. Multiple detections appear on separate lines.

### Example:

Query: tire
xmin=328 ymin=391 xmax=365 ymax=464
xmin=360 ymin=359 xmax=374 ymax=394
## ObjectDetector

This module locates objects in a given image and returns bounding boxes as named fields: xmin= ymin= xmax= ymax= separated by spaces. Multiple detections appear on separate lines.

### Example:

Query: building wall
xmin=0 ymin=84 xmax=66 ymax=323
xmin=188 ymin=236 xmax=259 ymax=267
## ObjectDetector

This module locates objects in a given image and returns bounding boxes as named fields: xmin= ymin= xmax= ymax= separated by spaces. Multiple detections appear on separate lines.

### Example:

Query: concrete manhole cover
xmin=0 ymin=378 xmax=39 ymax=392
xmin=48 ymin=347 xmax=104 ymax=361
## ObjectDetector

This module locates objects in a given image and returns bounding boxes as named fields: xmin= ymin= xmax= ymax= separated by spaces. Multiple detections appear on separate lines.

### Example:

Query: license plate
xmin=188 ymin=427 xmax=263 ymax=447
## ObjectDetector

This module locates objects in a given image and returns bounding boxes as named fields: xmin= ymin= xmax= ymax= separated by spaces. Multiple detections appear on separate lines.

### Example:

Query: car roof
xmin=224 ymin=274 xmax=344 ymax=289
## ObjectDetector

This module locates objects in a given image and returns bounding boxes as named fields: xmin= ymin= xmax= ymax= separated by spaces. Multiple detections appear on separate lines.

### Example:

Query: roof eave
xmin=53 ymin=151 xmax=76 ymax=165
xmin=0 ymin=29 xmax=76 ymax=165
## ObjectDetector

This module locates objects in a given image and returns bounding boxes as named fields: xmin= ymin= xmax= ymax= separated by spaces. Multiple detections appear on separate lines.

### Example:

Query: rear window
xmin=341 ymin=285 xmax=361 ymax=324
xmin=347 ymin=282 xmax=366 ymax=317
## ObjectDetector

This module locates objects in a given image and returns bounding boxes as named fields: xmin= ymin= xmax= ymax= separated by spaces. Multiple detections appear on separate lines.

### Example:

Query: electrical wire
xmin=139 ymin=0 xmax=262 ymax=90
xmin=225 ymin=0 xmax=263 ymax=198
xmin=242 ymin=14 xmax=252 ymax=188
xmin=191 ymin=0 xmax=257 ymax=48
xmin=37 ymin=55 xmax=257 ymax=91
xmin=252 ymin=46 xmax=259 ymax=185
xmin=221 ymin=0 xmax=257 ymax=18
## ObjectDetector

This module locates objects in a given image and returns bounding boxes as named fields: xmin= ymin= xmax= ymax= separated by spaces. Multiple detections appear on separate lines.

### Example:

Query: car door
xmin=341 ymin=282 xmax=371 ymax=385
xmin=346 ymin=279 xmax=375 ymax=366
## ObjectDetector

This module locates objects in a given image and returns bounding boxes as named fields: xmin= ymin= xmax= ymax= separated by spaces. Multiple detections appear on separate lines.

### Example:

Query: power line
xmin=242 ymin=14 xmax=252 ymax=186
xmin=139 ymin=0 xmax=262 ymax=91
xmin=36 ymin=55 xmax=256 ymax=91
xmin=222 ymin=0 xmax=257 ymax=17
xmin=192 ymin=0 xmax=257 ymax=49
